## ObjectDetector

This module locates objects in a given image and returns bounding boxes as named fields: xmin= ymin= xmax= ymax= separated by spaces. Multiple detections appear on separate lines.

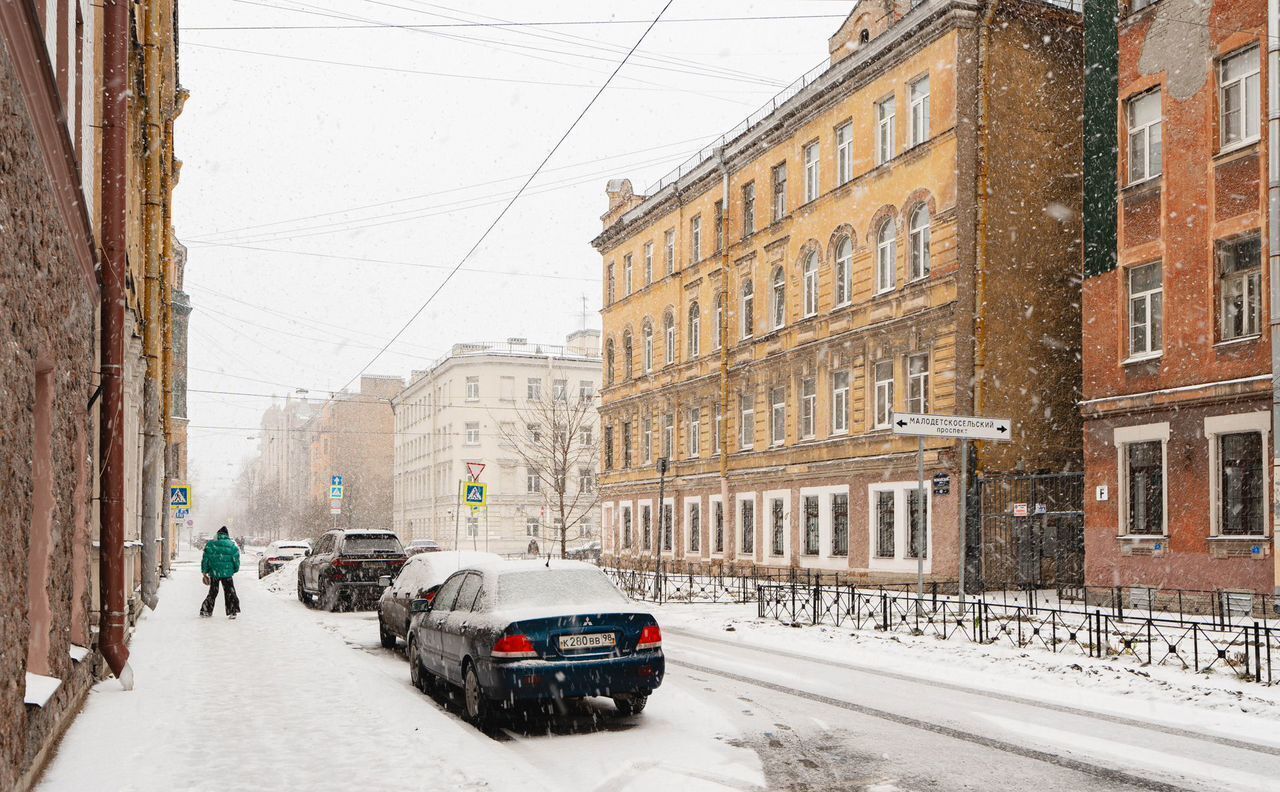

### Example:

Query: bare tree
xmin=493 ymin=386 xmax=600 ymax=557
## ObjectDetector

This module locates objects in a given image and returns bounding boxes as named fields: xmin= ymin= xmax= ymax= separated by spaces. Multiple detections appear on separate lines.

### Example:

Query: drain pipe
xmin=100 ymin=0 xmax=133 ymax=689
xmin=1268 ymin=0 xmax=1279 ymax=599
xmin=717 ymin=149 xmax=731 ymax=565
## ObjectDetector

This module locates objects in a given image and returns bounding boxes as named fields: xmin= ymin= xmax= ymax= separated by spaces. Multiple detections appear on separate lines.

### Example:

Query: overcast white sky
xmin=177 ymin=0 xmax=852 ymax=512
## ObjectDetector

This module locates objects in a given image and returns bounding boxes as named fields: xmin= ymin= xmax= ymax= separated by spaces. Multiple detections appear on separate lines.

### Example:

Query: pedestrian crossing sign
xmin=169 ymin=485 xmax=191 ymax=509
xmin=463 ymin=482 xmax=487 ymax=507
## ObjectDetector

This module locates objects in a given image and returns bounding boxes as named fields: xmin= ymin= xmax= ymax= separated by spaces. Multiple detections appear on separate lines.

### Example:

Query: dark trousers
xmin=201 ymin=577 xmax=240 ymax=616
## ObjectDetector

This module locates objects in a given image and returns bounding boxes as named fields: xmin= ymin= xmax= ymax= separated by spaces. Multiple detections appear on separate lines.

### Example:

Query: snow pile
xmin=260 ymin=556 xmax=303 ymax=596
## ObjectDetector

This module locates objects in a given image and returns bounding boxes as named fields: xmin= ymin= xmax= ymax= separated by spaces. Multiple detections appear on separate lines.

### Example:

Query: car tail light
xmin=636 ymin=625 xmax=662 ymax=651
xmin=492 ymin=634 xmax=538 ymax=659
xmin=425 ymin=590 xmax=437 ymax=604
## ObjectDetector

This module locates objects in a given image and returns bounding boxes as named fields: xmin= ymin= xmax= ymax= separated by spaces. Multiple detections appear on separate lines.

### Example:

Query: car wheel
xmin=297 ymin=579 xmax=310 ymax=606
xmin=379 ymin=617 xmax=397 ymax=649
xmin=613 ymin=693 xmax=648 ymax=716
xmin=463 ymin=662 xmax=492 ymax=727
xmin=322 ymin=583 xmax=341 ymax=612
xmin=408 ymin=639 xmax=430 ymax=693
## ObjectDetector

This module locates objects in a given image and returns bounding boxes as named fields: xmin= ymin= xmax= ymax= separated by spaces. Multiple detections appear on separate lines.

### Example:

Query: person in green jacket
xmin=200 ymin=526 xmax=241 ymax=618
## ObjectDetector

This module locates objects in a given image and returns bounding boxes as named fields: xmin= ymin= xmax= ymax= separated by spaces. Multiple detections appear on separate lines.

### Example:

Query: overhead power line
xmin=184 ymin=13 xmax=847 ymax=31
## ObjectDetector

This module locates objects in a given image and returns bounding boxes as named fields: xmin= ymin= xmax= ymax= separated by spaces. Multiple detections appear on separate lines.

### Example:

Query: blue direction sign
xmin=331 ymin=475 xmax=344 ymax=487
xmin=175 ymin=508 xmax=190 ymax=519
xmin=169 ymin=485 xmax=191 ymax=509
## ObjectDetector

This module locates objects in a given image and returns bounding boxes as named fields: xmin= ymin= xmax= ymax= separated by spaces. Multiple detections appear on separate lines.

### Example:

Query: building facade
xmin=392 ymin=332 xmax=602 ymax=555
xmin=1081 ymin=0 xmax=1276 ymax=598
xmin=594 ymin=0 xmax=1083 ymax=584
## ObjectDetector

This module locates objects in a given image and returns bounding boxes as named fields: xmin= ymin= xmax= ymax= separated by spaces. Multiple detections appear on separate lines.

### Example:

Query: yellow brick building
xmin=593 ymin=0 xmax=1084 ymax=584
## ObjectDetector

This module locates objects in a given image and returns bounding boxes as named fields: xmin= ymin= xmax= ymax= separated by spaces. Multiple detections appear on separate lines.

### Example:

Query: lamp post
xmin=655 ymin=457 xmax=668 ymax=571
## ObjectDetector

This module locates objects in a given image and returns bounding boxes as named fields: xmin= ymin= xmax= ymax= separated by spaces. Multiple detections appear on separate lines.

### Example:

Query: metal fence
xmin=758 ymin=582 xmax=1279 ymax=684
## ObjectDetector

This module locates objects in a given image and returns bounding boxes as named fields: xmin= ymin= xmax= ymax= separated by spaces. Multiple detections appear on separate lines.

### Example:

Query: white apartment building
xmin=393 ymin=331 xmax=602 ymax=554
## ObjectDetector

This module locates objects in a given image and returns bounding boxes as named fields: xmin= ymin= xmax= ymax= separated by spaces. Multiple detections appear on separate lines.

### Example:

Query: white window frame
xmin=624 ymin=254 xmax=633 ymax=296
xmin=642 ymin=417 xmax=653 ymax=464
xmin=619 ymin=502 xmax=633 ymax=550
xmin=765 ymin=489 xmax=791 ymax=559
xmin=688 ymin=407 xmax=701 ymax=458
xmin=1114 ymin=422 xmax=1170 ymax=538
xmin=1220 ymin=46 xmax=1261 ymax=151
xmin=464 ymin=422 xmax=480 ymax=445
xmin=772 ymin=163 xmax=787 ymax=222
xmin=714 ymin=403 xmax=723 ymax=454
xmin=802 ymin=252 xmax=819 ymax=317
xmin=876 ymin=95 xmax=896 ymax=164
xmin=660 ymin=497 xmax=676 ymax=555
xmin=1127 ymin=261 xmax=1163 ymax=360
xmin=1205 ymin=412 xmax=1270 ymax=537
xmin=688 ymin=302 xmax=701 ymax=358
xmin=876 ymin=219 xmax=897 ymax=293
xmin=832 ymin=370 xmax=849 ymax=435
xmin=465 ymin=376 xmax=480 ymax=401
xmin=1219 ymin=235 xmax=1263 ymax=342
xmin=663 ymin=412 xmax=674 ymax=458
xmin=909 ymin=75 xmax=930 ymax=147
xmin=527 ymin=377 xmax=542 ymax=401
xmin=799 ymin=485 xmax=851 ymax=570
xmin=770 ymin=386 xmax=786 ymax=447
xmin=835 ymin=122 xmax=853 ymax=185
xmin=737 ymin=492 xmax=757 ymax=558
xmin=804 ymin=141 xmax=820 ymax=202
xmin=742 ymin=182 xmax=756 ymax=236
xmin=637 ymin=499 xmax=654 ymax=552
xmin=771 ymin=267 xmax=786 ymax=330
xmin=685 ymin=497 xmax=703 ymax=555
xmin=643 ymin=323 xmax=654 ymax=372
xmin=867 ymin=481 xmax=932 ymax=573
xmin=741 ymin=279 xmax=755 ymax=339
xmin=834 ymin=237 xmax=852 ymax=307
xmin=909 ymin=205 xmax=930 ymax=280
xmin=690 ymin=215 xmax=702 ymax=263
xmin=665 ymin=229 xmax=676 ymax=275
xmin=644 ymin=241 xmax=654 ymax=285
xmin=1127 ymin=89 xmax=1162 ymax=184
xmin=907 ymin=353 xmax=929 ymax=414
xmin=664 ymin=312 xmax=676 ymax=364
xmin=709 ymin=494 xmax=725 ymax=556
xmin=873 ymin=360 xmax=894 ymax=429
xmin=739 ymin=393 xmax=755 ymax=450
xmin=800 ymin=377 xmax=816 ymax=440
xmin=713 ymin=293 xmax=724 ymax=350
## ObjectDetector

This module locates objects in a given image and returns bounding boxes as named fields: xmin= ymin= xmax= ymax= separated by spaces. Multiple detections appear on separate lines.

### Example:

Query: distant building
xmin=392 ymin=332 xmax=602 ymax=555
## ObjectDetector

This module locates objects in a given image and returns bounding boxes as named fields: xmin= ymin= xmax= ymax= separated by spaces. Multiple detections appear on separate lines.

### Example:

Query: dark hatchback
xmin=406 ymin=560 xmax=663 ymax=726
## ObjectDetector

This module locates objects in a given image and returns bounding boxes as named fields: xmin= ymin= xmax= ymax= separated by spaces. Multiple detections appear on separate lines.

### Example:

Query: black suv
xmin=298 ymin=529 xmax=406 ymax=612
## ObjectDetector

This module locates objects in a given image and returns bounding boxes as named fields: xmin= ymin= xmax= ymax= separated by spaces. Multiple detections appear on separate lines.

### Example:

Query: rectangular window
xmin=526 ymin=468 xmax=541 ymax=493
xmin=714 ymin=201 xmax=724 ymax=252
xmin=742 ymin=182 xmax=756 ymax=237
xmin=465 ymin=376 xmax=480 ymax=401
xmin=527 ymin=517 xmax=541 ymax=537
xmin=642 ymin=417 xmax=653 ymax=464
xmin=803 ymin=495 xmax=819 ymax=555
xmin=1125 ymin=440 xmax=1164 ymax=535
xmin=1219 ymin=432 xmax=1264 ymax=536
xmin=579 ymin=426 xmax=592 ymax=446
xmin=663 ymin=412 xmax=675 ymax=458
xmin=689 ymin=407 xmax=701 ymax=458
xmin=466 ymin=514 xmax=479 ymax=537
xmin=874 ymin=361 xmax=894 ymax=429
xmin=665 ymin=229 xmax=676 ymax=275
xmin=1219 ymin=235 xmax=1262 ymax=341
xmin=770 ymin=386 xmax=786 ymax=446
xmin=835 ymin=123 xmax=853 ymax=185
xmin=527 ymin=377 xmax=542 ymax=400
xmin=1127 ymin=89 xmax=1162 ymax=183
xmin=832 ymin=493 xmax=849 ymax=556
xmin=662 ymin=503 xmax=673 ymax=551
xmin=714 ymin=403 xmax=723 ymax=454
xmin=909 ymin=76 xmax=930 ymax=147
xmin=907 ymin=489 xmax=928 ymax=559
xmin=804 ymin=141 xmax=820 ymax=202
xmin=1128 ymin=262 xmax=1163 ymax=357
xmin=770 ymin=498 xmax=785 ymax=556
xmin=553 ymin=379 xmax=567 ymax=401
xmin=579 ymin=380 xmax=594 ymax=400
xmin=907 ymin=353 xmax=929 ymax=414
xmin=772 ymin=163 xmax=787 ymax=222
xmin=1221 ymin=47 xmax=1261 ymax=148
xmin=688 ymin=503 xmax=701 ymax=552
xmin=642 ymin=505 xmax=652 ymax=551
xmin=875 ymin=491 xmax=895 ymax=558
xmin=690 ymin=215 xmax=702 ymax=263
xmin=832 ymin=371 xmax=849 ymax=435
xmin=800 ymin=377 xmax=816 ymax=439
xmin=607 ymin=262 xmax=616 ymax=303
xmin=714 ymin=500 xmax=724 ymax=553
xmin=622 ymin=422 xmax=632 ymax=468
xmin=579 ymin=467 xmax=593 ymax=492
xmin=622 ymin=508 xmax=632 ymax=548
xmin=604 ymin=428 xmax=614 ymax=469
xmin=644 ymin=242 xmax=654 ymax=284
xmin=740 ymin=499 xmax=755 ymax=554
xmin=624 ymin=254 xmax=633 ymax=296
xmin=464 ymin=422 xmax=479 ymax=445
xmin=877 ymin=95 xmax=896 ymax=164
xmin=740 ymin=394 xmax=754 ymax=450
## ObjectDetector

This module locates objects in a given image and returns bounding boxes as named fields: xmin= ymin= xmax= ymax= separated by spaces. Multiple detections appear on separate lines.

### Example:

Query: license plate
xmin=558 ymin=632 xmax=616 ymax=651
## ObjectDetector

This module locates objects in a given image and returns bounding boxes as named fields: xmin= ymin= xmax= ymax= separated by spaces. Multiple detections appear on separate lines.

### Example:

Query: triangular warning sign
xmin=466 ymin=462 xmax=485 ymax=481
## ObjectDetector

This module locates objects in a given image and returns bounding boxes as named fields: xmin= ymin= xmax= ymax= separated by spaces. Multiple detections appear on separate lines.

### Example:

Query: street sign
xmin=169 ymin=485 xmax=191 ymax=509
xmin=330 ymin=506 xmax=341 ymax=515
xmin=465 ymin=462 xmax=486 ymax=481
xmin=891 ymin=413 xmax=1013 ymax=442
xmin=463 ymin=482 xmax=487 ymax=507
xmin=1013 ymin=503 xmax=1029 ymax=517
xmin=331 ymin=475 xmax=344 ymax=487
xmin=329 ymin=485 xmax=344 ymax=499
xmin=931 ymin=472 xmax=951 ymax=496
xmin=175 ymin=508 xmax=189 ymax=519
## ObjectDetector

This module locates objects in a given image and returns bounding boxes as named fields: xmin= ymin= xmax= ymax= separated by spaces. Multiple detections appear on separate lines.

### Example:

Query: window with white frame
xmin=622 ymin=333 xmax=633 ymax=378
xmin=836 ymin=122 xmax=853 ymax=185
xmin=834 ymin=237 xmax=852 ymax=306
xmin=664 ymin=310 xmax=676 ymax=364
xmin=579 ymin=426 xmax=592 ymax=445
xmin=909 ymin=75 xmax=930 ymax=147
xmin=832 ymin=370 xmax=849 ymax=435
xmin=607 ymin=263 xmax=615 ymax=303
xmin=1218 ymin=235 xmax=1262 ymax=341
xmin=772 ymin=163 xmax=787 ymax=222
xmin=690 ymin=215 xmax=702 ymax=263
xmin=527 ymin=516 xmax=541 ymax=538
xmin=1221 ymin=47 xmax=1261 ymax=148
xmin=740 ymin=497 xmax=755 ymax=554
xmin=643 ymin=322 xmax=654 ymax=372
xmin=644 ymin=241 xmax=654 ymax=285
xmin=874 ymin=360 xmax=894 ymax=429
xmin=1206 ymin=413 xmax=1267 ymax=537
xmin=800 ymin=377 xmax=816 ymax=439
xmin=1127 ymin=89 xmax=1162 ymax=183
xmin=1128 ymin=261 xmax=1163 ymax=358
xmin=579 ymin=467 xmax=593 ymax=492
xmin=802 ymin=252 xmax=819 ymax=317
xmin=624 ymin=254 xmax=633 ymax=296
xmin=714 ymin=402 xmax=723 ymax=454
xmin=769 ymin=497 xmax=786 ymax=556
xmin=579 ymin=380 xmax=593 ymax=401
xmin=907 ymin=353 xmax=929 ymax=414
xmin=909 ymin=205 xmax=930 ymax=280
xmin=832 ymin=493 xmax=849 ymax=556
xmin=803 ymin=495 xmax=820 ymax=555
xmin=742 ymin=182 xmax=756 ymax=237
xmin=741 ymin=278 xmax=754 ymax=338
xmin=465 ymin=514 xmax=479 ymax=537
xmin=870 ymin=483 xmax=931 ymax=567
xmin=740 ymin=393 xmax=755 ymax=450
xmin=665 ymin=229 xmax=676 ymax=275
xmin=688 ymin=501 xmax=701 ymax=552
xmin=642 ymin=417 xmax=653 ymax=464
xmin=713 ymin=499 xmax=725 ymax=553
xmin=804 ymin=141 xmax=820 ymax=202
xmin=464 ymin=422 xmax=480 ymax=445
xmin=465 ymin=376 xmax=479 ymax=401
xmin=663 ymin=412 xmax=674 ymax=457
xmin=553 ymin=379 xmax=567 ymax=401
xmin=770 ymin=386 xmax=786 ymax=446
xmin=1125 ymin=440 xmax=1164 ymax=535
xmin=771 ymin=266 xmax=786 ymax=329
xmin=876 ymin=218 xmax=897 ymax=293
xmin=713 ymin=292 xmax=724 ymax=350
xmin=527 ymin=377 xmax=542 ymax=400
xmin=641 ymin=504 xmax=652 ymax=550
xmin=688 ymin=407 xmax=701 ymax=458
xmin=526 ymin=467 xmax=541 ymax=493
xmin=876 ymin=95 xmax=896 ymax=164
xmin=661 ymin=502 xmax=673 ymax=551
xmin=688 ymin=302 xmax=701 ymax=358
xmin=714 ymin=200 xmax=724 ymax=252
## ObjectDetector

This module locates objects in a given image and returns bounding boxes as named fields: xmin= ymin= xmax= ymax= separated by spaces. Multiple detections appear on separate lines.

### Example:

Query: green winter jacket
xmin=201 ymin=535 xmax=241 ymax=579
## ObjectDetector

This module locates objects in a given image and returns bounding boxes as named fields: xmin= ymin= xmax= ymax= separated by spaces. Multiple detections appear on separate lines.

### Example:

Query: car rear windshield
xmin=342 ymin=535 xmax=402 ymax=554
xmin=496 ymin=569 xmax=628 ymax=609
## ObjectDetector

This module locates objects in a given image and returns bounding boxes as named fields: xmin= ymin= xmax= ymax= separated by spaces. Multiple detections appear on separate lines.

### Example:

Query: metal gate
xmin=976 ymin=473 xmax=1083 ymax=589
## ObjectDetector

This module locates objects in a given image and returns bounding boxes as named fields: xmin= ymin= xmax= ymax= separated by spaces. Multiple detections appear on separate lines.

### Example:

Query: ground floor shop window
xmin=1125 ymin=440 xmax=1164 ymax=535
xmin=740 ymin=498 xmax=755 ymax=555
xmin=870 ymin=483 xmax=931 ymax=570
xmin=803 ymin=495 xmax=819 ymax=555
xmin=832 ymin=493 xmax=849 ymax=556
xmin=875 ymin=491 xmax=895 ymax=558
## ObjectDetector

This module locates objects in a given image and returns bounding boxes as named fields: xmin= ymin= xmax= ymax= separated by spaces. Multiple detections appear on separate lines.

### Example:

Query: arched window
xmin=688 ymin=302 xmax=701 ymax=358
xmin=909 ymin=204 xmax=931 ymax=280
xmin=605 ymin=340 xmax=616 ymax=384
xmin=771 ymin=266 xmax=786 ymax=329
xmin=802 ymin=251 xmax=819 ymax=317
xmin=713 ymin=292 xmax=725 ymax=350
xmin=834 ymin=237 xmax=852 ymax=306
xmin=622 ymin=331 xmax=634 ymax=379
xmin=859 ymin=29 xmax=870 ymax=43
xmin=876 ymin=218 xmax=897 ymax=293
xmin=642 ymin=320 xmax=654 ymax=372
xmin=741 ymin=278 xmax=754 ymax=339
xmin=664 ymin=310 xmax=676 ymax=364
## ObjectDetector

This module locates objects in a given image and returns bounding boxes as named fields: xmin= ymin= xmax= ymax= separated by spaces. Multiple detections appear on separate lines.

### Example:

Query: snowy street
xmin=37 ymin=561 xmax=1280 ymax=791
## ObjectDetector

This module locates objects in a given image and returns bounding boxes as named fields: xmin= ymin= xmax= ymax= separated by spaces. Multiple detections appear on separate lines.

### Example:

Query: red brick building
xmin=1081 ymin=0 xmax=1274 ymax=598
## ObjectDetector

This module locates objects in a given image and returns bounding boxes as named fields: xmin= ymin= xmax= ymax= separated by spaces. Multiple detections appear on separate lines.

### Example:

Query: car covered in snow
xmin=298 ymin=529 xmax=406 ymax=611
xmin=376 ymin=550 xmax=501 ymax=648
xmin=404 ymin=539 xmax=443 ymax=556
xmin=405 ymin=560 xmax=663 ymax=726
xmin=257 ymin=540 xmax=312 ymax=578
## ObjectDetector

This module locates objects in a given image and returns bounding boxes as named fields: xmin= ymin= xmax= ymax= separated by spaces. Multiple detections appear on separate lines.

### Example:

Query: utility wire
xmin=185 ymin=13 xmax=847 ymax=31
xmin=335 ymin=0 xmax=674 ymax=396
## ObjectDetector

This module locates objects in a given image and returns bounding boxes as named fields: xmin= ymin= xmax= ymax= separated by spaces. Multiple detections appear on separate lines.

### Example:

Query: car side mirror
xmin=410 ymin=598 xmax=432 ymax=614
xmin=304 ymin=549 xmax=312 ymax=557
xmin=378 ymin=575 xmax=392 ymax=588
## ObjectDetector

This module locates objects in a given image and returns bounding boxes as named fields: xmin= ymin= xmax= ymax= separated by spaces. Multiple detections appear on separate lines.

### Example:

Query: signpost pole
xmin=917 ymin=436 xmax=925 ymax=607
xmin=958 ymin=438 xmax=969 ymax=605
xmin=454 ymin=479 xmax=462 ymax=552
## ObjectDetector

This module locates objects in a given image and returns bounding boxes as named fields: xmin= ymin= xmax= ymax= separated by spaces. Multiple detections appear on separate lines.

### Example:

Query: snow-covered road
xmin=38 ymin=561 xmax=1280 ymax=791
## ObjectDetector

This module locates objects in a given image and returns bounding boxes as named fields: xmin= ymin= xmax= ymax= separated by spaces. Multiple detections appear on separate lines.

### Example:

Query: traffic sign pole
xmin=917 ymin=436 xmax=925 ymax=607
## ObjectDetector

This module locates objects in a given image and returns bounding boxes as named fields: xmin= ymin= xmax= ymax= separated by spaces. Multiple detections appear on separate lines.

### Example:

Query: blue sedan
xmin=406 ymin=560 xmax=664 ymax=726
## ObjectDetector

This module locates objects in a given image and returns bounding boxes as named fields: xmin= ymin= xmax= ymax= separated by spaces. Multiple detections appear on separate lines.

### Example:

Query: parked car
xmin=405 ymin=560 xmax=663 ymax=726
xmin=404 ymin=539 xmax=443 ymax=556
xmin=298 ymin=529 xmax=406 ymax=611
xmin=257 ymin=540 xmax=312 ymax=578
xmin=564 ymin=540 xmax=601 ymax=562
xmin=376 ymin=550 xmax=501 ymax=648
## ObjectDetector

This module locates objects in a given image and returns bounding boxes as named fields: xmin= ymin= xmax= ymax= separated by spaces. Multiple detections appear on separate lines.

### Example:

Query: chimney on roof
xmin=601 ymin=178 xmax=644 ymax=229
